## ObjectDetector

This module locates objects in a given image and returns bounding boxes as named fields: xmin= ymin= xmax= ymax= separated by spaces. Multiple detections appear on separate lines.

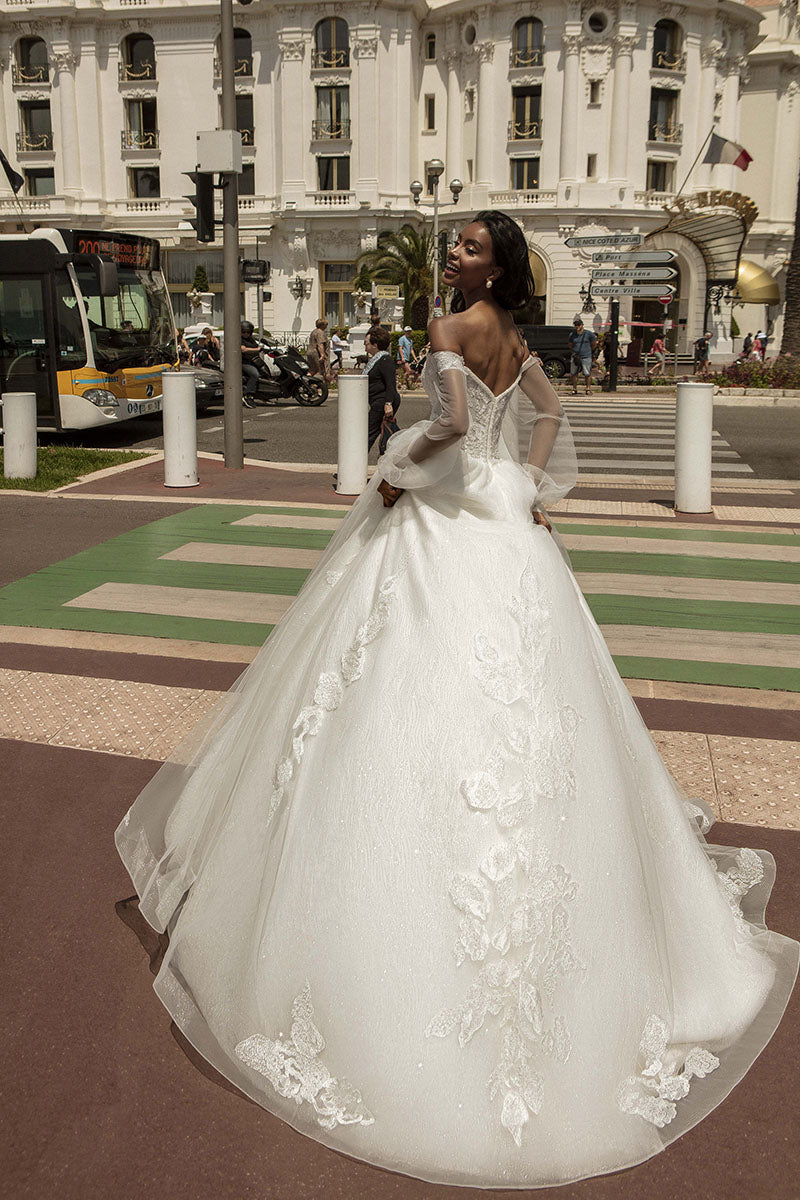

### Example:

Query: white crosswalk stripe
xmin=561 ymin=400 xmax=752 ymax=476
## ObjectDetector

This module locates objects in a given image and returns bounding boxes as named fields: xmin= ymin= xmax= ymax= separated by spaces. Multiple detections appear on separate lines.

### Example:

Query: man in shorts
xmin=693 ymin=331 xmax=712 ymax=379
xmin=568 ymin=319 xmax=597 ymax=395
xmin=648 ymin=334 xmax=666 ymax=378
xmin=397 ymin=326 xmax=419 ymax=387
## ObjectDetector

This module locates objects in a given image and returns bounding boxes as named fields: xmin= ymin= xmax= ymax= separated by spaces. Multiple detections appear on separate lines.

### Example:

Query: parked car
xmin=192 ymin=365 xmax=225 ymax=411
xmin=517 ymin=325 xmax=575 ymax=378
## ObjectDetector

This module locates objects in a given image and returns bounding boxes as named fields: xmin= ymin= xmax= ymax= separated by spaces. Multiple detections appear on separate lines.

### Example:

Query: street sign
xmin=564 ymin=233 xmax=643 ymax=248
xmin=590 ymin=267 xmax=677 ymax=282
xmin=374 ymin=284 xmax=400 ymax=299
xmin=659 ymin=293 xmax=674 ymax=305
xmin=591 ymin=250 xmax=676 ymax=264
xmin=592 ymin=284 xmax=676 ymax=298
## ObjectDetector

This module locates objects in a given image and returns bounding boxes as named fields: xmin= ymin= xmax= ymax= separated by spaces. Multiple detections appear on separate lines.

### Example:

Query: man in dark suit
xmin=364 ymin=325 xmax=401 ymax=451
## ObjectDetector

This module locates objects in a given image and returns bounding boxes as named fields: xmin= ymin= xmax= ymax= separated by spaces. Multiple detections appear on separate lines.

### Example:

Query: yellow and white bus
xmin=0 ymin=227 xmax=177 ymax=430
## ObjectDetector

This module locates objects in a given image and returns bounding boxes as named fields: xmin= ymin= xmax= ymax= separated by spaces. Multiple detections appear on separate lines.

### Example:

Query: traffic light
xmin=183 ymin=170 xmax=215 ymax=243
xmin=438 ymin=230 xmax=449 ymax=273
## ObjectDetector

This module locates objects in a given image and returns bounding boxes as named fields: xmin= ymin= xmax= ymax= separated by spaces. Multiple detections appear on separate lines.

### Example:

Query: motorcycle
xmin=245 ymin=339 xmax=328 ymax=407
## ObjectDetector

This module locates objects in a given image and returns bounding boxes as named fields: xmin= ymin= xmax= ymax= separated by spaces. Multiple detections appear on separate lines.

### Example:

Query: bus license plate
xmin=128 ymin=400 xmax=160 ymax=415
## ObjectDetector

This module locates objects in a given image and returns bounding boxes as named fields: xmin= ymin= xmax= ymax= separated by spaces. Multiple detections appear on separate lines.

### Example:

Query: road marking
xmin=601 ymin=625 xmax=800 ymax=669
xmin=562 ymin=533 xmax=800 ymax=563
xmin=576 ymin=572 xmax=799 ymax=606
xmin=232 ymin=513 xmax=345 ymax=531
xmin=65 ymin=583 xmax=294 ymax=625
xmin=161 ymin=542 xmax=324 ymax=569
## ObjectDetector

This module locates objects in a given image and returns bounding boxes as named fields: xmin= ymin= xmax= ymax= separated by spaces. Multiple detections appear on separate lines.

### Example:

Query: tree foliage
xmin=192 ymin=264 xmax=210 ymax=293
xmin=356 ymin=224 xmax=434 ymax=326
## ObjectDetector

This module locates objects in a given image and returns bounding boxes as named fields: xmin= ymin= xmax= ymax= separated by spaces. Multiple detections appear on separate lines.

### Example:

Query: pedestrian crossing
xmin=561 ymin=400 xmax=753 ymax=477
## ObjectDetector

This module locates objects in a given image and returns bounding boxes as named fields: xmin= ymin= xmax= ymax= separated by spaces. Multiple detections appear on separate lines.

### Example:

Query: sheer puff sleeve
xmin=377 ymin=350 xmax=469 ymax=490
xmin=500 ymin=356 xmax=578 ymax=507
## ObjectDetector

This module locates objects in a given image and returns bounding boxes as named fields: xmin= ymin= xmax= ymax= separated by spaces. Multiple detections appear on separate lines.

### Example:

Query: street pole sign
xmin=590 ymin=267 xmax=677 ymax=282
xmin=564 ymin=233 xmax=643 ymax=248
xmin=592 ymin=284 xmax=676 ymax=298
xmin=591 ymin=250 xmax=676 ymax=264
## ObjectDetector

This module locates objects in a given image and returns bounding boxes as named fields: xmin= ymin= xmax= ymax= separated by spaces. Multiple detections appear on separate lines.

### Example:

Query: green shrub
xmin=192 ymin=264 xmax=210 ymax=292
xmin=712 ymin=356 xmax=800 ymax=389
xmin=730 ymin=313 xmax=740 ymax=338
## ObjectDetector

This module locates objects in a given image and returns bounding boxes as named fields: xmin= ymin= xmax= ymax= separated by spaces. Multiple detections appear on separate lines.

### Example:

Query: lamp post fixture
xmin=579 ymin=281 xmax=596 ymax=314
xmin=410 ymin=166 xmax=463 ymax=317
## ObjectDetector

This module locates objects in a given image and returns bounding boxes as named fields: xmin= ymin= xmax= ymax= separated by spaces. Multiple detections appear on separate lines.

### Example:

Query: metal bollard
xmin=162 ymin=370 xmax=199 ymax=488
xmin=336 ymin=374 xmax=368 ymax=495
xmin=1 ymin=391 xmax=37 ymax=479
xmin=674 ymin=381 xmax=713 ymax=513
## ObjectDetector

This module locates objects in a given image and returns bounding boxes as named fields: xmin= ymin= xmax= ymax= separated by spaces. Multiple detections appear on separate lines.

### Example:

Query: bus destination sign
xmin=65 ymin=229 xmax=159 ymax=270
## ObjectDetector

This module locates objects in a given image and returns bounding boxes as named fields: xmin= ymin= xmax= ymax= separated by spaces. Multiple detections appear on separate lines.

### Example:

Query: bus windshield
xmin=77 ymin=266 xmax=176 ymax=372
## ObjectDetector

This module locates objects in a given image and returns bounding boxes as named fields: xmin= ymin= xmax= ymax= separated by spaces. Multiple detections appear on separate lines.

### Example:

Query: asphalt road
xmin=46 ymin=393 xmax=800 ymax=479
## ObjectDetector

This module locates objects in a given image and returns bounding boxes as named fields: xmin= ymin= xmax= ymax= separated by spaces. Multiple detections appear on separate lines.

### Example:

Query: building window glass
xmin=321 ymin=261 xmax=356 ymax=328
xmin=235 ymin=93 xmax=254 ymax=146
xmin=315 ymin=86 xmax=350 ymax=138
xmin=424 ymin=94 xmax=436 ymax=131
xmin=18 ymin=100 xmax=53 ymax=152
xmin=15 ymin=36 xmax=49 ymax=84
xmin=130 ymin=167 xmax=160 ymax=198
xmin=239 ymin=163 xmax=255 ymax=195
xmin=587 ymin=154 xmax=597 ymax=179
xmin=318 ymin=156 xmax=350 ymax=191
xmin=511 ymin=18 xmax=543 ymax=67
xmin=425 ymin=33 xmax=436 ymax=60
xmin=646 ymin=160 xmax=674 ymax=192
xmin=648 ymin=88 xmax=679 ymax=142
xmin=24 ymin=168 xmax=55 ymax=196
xmin=652 ymin=20 xmax=684 ymax=70
xmin=314 ymin=18 xmax=350 ymax=69
xmin=511 ymin=87 xmax=542 ymax=139
xmin=511 ymin=157 xmax=539 ymax=190
xmin=589 ymin=80 xmax=601 ymax=105
xmin=120 ymin=33 xmax=155 ymax=81
xmin=124 ymin=97 xmax=158 ymax=149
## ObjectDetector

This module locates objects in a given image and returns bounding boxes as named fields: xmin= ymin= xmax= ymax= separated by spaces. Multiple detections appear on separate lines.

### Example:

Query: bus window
xmin=77 ymin=266 xmax=175 ymax=370
xmin=0 ymin=276 xmax=57 ymax=423
xmin=54 ymin=272 xmax=88 ymax=371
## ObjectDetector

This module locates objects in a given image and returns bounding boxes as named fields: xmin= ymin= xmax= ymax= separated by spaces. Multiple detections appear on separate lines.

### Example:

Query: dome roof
xmin=736 ymin=259 xmax=780 ymax=304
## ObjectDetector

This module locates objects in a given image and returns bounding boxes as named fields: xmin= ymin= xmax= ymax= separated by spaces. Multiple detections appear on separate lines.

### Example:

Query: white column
xmin=476 ymin=42 xmax=495 ymax=189
xmin=716 ymin=57 xmax=742 ymax=192
xmin=772 ymin=68 xmax=800 ymax=223
xmin=558 ymin=34 xmax=581 ymax=185
xmin=52 ymin=49 xmax=82 ymax=198
xmin=278 ymin=35 xmax=306 ymax=201
xmin=354 ymin=33 xmax=379 ymax=197
xmin=695 ymin=45 xmax=721 ymax=190
xmin=608 ymin=34 xmax=635 ymax=187
xmin=445 ymin=49 xmax=462 ymax=183
xmin=0 ymin=44 xmax=10 ymax=159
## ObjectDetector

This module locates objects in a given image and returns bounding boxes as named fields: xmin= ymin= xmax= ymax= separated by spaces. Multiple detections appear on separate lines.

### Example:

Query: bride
xmin=117 ymin=211 xmax=797 ymax=1189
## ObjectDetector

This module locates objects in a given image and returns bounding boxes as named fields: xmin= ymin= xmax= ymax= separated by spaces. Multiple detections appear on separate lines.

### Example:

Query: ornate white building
xmin=1 ymin=0 xmax=798 ymax=355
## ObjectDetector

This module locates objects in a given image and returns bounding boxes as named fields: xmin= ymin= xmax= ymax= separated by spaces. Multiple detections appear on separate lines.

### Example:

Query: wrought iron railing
xmin=312 ymin=119 xmax=351 ymax=139
xmin=16 ymin=130 xmax=53 ymax=152
xmin=213 ymin=56 xmax=253 ymax=78
xmin=121 ymin=129 xmax=160 ymax=150
xmin=12 ymin=62 xmax=49 ymax=84
xmin=508 ymin=118 xmax=542 ymax=140
xmin=647 ymin=122 xmax=682 ymax=144
xmin=509 ymin=47 xmax=543 ymax=68
xmin=118 ymin=60 xmax=156 ymax=81
xmin=652 ymin=50 xmax=686 ymax=71
xmin=312 ymin=48 xmax=350 ymax=68
xmin=239 ymin=127 xmax=255 ymax=146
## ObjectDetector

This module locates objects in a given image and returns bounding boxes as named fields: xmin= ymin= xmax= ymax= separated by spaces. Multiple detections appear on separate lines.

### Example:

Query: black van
xmin=517 ymin=325 xmax=575 ymax=378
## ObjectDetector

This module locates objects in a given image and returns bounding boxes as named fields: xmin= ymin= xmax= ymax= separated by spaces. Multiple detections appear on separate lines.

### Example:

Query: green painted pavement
xmin=560 ymin=522 xmax=800 ymax=547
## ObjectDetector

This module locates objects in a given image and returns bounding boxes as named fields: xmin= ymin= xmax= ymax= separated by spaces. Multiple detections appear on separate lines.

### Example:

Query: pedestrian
xmin=568 ymin=318 xmax=597 ymax=395
xmin=397 ymin=325 xmax=419 ymax=387
xmin=756 ymin=329 xmax=768 ymax=358
xmin=240 ymin=320 xmax=262 ymax=406
xmin=648 ymin=334 xmax=666 ymax=378
xmin=307 ymin=318 xmax=331 ymax=381
xmin=331 ymin=328 xmax=348 ymax=372
xmin=363 ymin=324 xmax=401 ymax=452
xmin=176 ymin=328 xmax=191 ymax=364
xmin=201 ymin=326 xmax=221 ymax=364
xmin=191 ymin=335 xmax=217 ymax=369
xmin=742 ymin=331 xmax=753 ymax=359
xmin=693 ymin=331 xmax=712 ymax=378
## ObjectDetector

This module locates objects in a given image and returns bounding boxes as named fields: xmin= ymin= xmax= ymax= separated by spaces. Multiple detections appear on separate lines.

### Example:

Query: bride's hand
xmin=531 ymin=508 xmax=552 ymax=534
xmin=378 ymin=479 xmax=404 ymax=508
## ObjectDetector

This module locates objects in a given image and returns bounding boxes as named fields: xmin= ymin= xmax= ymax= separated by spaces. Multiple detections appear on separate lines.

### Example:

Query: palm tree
xmin=356 ymin=224 xmax=434 ymax=327
xmin=780 ymin=155 xmax=800 ymax=353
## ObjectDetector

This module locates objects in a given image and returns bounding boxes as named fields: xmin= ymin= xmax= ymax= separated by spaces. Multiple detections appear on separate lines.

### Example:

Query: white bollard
xmin=1 ymin=391 xmax=37 ymax=480
xmin=674 ymin=381 xmax=714 ymax=513
xmin=162 ymin=370 xmax=199 ymax=488
xmin=336 ymin=373 xmax=369 ymax=495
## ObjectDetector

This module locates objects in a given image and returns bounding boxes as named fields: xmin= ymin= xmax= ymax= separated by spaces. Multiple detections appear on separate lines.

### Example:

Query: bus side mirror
xmin=62 ymin=252 xmax=120 ymax=297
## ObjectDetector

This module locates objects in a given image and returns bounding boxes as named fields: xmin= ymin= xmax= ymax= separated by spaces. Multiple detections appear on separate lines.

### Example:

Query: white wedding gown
xmin=117 ymin=351 xmax=798 ymax=1189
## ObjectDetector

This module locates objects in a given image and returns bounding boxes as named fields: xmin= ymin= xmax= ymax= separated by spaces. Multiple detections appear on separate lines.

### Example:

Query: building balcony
xmin=489 ymin=189 xmax=556 ymax=207
xmin=11 ymin=62 xmax=49 ymax=86
xmin=634 ymin=189 xmax=677 ymax=208
xmin=647 ymin=122 xmax=683 ymax=145
xmin=118 ymin=60 xmax=156 ymax=82
xmin=311 ymin=49 xmax=350 ymax=69
xmin=16 ymin=131 xmax=53 ymax=152
xmin=309 ymin=190 xmax=356 ymax=207
xmin=311 ymin=119 xmax=351 ymax=140
xmin=238 ymin=128 xmax=255 ymax=147
xmin=651 ymin=50 xmax=686 ymax=72
xmin=509 ymin=47 xmax=543 ymax=68
xmin=213 ymin=56 xmax=253 ymax=80
xmin=121 ymin=129 xmax=160 ymax=151
xmin=508 ymin=119 xmax=542 ymax=141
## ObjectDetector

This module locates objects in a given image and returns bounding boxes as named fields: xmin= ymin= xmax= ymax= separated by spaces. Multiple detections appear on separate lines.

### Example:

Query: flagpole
xmin=674 ymin=126 xmax=714 ymax=201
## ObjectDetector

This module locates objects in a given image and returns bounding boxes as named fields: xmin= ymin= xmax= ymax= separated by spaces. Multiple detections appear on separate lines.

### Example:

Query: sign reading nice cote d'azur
xmin=564 ymin=234 xmax=644 ymax=248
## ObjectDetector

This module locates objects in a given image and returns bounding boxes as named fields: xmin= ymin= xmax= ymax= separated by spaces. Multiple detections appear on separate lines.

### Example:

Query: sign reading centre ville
xmin=592 ymin=284 xmax=676 ymax=298
xmin=564 ymin=233 xmax=644 ymax=248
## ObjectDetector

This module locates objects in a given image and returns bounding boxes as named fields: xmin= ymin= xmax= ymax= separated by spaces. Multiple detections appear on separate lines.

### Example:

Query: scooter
xmin=246 ymin=339 xmax=328 ymax=407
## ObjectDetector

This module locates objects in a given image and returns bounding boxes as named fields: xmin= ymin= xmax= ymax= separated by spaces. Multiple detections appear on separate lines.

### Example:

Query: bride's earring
xmin=485 ymin=278 xmax=493 ymax=289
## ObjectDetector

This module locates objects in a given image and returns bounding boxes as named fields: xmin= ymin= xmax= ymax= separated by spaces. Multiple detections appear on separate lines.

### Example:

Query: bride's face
xmin=442 ymin=222 xmax=501 ymax=294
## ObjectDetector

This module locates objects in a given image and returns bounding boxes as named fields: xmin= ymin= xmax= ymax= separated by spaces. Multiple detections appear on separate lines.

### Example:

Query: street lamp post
xmin=220 ymin=0 xmax=243 ymax=468
xmin=410 ymin=170 xmax=463 ymax=318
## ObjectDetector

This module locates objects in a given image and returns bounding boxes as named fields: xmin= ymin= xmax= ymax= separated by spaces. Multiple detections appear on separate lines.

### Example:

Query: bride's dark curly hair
xmin=450 ymin=210 xmax=535 ymax=313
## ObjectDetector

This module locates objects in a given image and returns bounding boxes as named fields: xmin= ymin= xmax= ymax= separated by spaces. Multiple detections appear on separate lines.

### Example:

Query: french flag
xmin=702 ymin=132 xmax=753 ymax=171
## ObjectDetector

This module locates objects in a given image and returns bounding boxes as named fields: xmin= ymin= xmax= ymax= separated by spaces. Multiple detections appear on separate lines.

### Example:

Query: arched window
xmin=425 ymin=32 xmax=436 ymax=61
xmin=313 ymin=18 xmax=349 ymax=69
xmin=511 ymin=18 xmax=543 ymax=69
xmin=652 ymin=20 xmax=684 ymax=70
xmin=14 ymin=36 xmax=48 ymax=84
xmin=120 ymin=33 xmax=155 ymax=82
xmin=232 ymin=28 xmax=253 ymax=76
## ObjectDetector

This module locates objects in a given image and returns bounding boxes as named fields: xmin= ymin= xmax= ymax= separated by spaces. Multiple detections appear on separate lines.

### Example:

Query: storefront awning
xmin=736 ymin=258 xmax=780 ymax=304
xmin=650 ymin=190 xmax=758 ymax=285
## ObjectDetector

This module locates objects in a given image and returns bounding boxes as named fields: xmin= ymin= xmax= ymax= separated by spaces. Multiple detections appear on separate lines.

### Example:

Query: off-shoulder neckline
xmin=428 ymin=349 xmax=533 ymax=401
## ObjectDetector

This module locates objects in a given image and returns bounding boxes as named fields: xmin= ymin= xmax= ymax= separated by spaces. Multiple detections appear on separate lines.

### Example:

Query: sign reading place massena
xmin=564 ymin=234 xmax=644 ymax=248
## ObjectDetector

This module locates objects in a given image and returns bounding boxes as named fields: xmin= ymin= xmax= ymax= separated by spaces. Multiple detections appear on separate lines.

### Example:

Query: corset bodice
xmin=423 ymin=351 xmax=517 ymax=463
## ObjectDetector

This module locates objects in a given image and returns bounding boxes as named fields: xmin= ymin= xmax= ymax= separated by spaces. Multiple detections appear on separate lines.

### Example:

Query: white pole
xmin=1 ymin=391 xmax=37 ymax=480
xmin=674 ymin=381 xmax=713 ymax=513
xmin=162 ymin=370 xmax=200 ymax=488
xmin=433 ymin=176 xmax=440 ymax=310
xmin=336 ymin=374 xmax=368 ymax=495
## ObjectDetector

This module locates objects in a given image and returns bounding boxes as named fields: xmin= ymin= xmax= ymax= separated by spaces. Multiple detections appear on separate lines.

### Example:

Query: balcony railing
xmin=239 ymin=127 xmax=255 ymax=146
xmin=634 ymin=189 xmax=676 ymax=208
xmin=489 ymin=189 xmax=556 ymax=206
xmin=508 ymin=118 xmax=542 ymax=140
xmin=12 ymin=62 xmax=49 ymax=84
xmin=213 ymin=56 xmax=253 ymax=79
xmin=312 ymin=48 xmax=350 ymax=69
xmin=121 ymin=129 xmax=159 ymax=150
xmin=118 ymin=60 xmax=156 ymax=82
xmin=125 ymin=198 xmax=164 ymax=212
xmin=647 ymin=122 xmax=683 ymax=144
xmin=509 ymin=47 xmax=543 ymax=68
xmin=311 ymin=189 xmax=355 ymax=206
xmin=652 ymin=50 xmax=686 ymax=71
xmin=311 ymin=119 xmax=351 ymax=139
xmin=16 ymin=131 xmax=53 ymax=152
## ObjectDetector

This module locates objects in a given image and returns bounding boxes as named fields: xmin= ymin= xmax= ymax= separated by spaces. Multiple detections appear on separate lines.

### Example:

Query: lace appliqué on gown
xmin=235 ymin=983 xmax=375 ymax=1130
xmin=426 ymin=560 xmax=583 ymax=1147
xmin=267 ymin=573 xmax=401 ymax=824
xmin=617 ymin=1014 xmax=720 ymax=1129
xmin=712 ymin=847 xmax=765 ymax=935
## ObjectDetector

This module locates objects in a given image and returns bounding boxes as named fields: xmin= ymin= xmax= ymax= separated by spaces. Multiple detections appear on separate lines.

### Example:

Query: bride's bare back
xmin=428 ymin=301 xmax=527 ymax=398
